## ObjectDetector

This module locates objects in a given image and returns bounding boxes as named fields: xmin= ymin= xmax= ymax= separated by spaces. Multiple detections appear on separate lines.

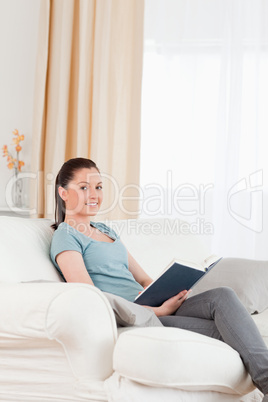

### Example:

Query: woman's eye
xmin=80 ymin=186 xmax=88 ymax=191
xmin=96 ymin=186 xmax=103 ymax=190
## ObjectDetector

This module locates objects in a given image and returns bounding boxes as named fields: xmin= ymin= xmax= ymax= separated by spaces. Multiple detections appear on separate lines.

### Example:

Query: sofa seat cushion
xmin=113 ymin=327 xmax=255 ymax=395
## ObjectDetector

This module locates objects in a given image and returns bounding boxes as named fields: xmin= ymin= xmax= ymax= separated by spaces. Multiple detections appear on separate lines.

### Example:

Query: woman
xmin=50 ymin=157 xmax=268 ymax=400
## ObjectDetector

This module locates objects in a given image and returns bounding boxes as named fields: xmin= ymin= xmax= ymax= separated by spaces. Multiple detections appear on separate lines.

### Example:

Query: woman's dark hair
xmin=51 ymin=157 xmax=100 ymax=230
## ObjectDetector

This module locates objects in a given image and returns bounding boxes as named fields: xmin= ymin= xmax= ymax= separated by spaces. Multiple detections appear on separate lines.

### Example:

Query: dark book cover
xmin=134 ymin=258 xmax=222 ymax=307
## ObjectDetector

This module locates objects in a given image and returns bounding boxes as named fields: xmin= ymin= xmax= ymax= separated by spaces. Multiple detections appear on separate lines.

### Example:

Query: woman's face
xmin=60 ymin=167 xmax=103 ymax=217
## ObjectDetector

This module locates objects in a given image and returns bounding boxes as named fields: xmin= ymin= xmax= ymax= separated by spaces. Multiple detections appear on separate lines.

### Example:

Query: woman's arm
xmin=127 ymin=251 xmax=153 ymax=288
xmin=127 ymin=251 xmax=191 ymax=316
xmin=56 ymin=250 xmax=94 ymax=285
xmin=57 ymin=249 xmax=190 ymax=317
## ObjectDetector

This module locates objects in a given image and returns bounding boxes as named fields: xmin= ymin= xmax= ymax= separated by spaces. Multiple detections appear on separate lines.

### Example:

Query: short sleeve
xmin=50 ymin=225 xmax=83 ymax=272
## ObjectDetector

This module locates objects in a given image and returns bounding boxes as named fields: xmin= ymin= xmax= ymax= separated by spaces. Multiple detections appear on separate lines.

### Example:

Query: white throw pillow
xmin=190 ymin=258 xmax=268 ymax=314
xmin=0 ymin=217 xmax=62 ymax=282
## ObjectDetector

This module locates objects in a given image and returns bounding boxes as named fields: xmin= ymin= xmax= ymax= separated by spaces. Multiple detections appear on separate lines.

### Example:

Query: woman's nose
xmin=89 ymin=188 xmax=97 ymax=199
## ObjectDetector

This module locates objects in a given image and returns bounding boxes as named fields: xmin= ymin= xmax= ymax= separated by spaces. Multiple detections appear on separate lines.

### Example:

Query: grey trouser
xmin=159 ymin=287 xmax=268 ymax=394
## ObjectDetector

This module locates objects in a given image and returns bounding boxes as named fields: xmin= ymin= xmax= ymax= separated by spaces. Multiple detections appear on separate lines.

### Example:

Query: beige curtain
xmin=31 ymin=0 xmax=144 ymax=220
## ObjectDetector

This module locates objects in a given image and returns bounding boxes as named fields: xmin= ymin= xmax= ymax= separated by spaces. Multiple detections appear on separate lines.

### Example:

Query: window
xmin=140 ymin=0 xmax=268 ymax=259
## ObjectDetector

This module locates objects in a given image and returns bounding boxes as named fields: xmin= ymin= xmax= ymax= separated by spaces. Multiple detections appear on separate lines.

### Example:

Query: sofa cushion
xmin=190 ymin=258 xmax=268 ymax=314
xmin=0 ymin=217 xmax=62 ymax=282
xmin=113 ymin=327 xmax=255 ymax=395
xmin=103 ymin=292 xmax=163 ymax=327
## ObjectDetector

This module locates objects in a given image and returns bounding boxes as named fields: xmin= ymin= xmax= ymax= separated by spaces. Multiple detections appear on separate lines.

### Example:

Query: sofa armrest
xmin=0 ymin=282 xmax=117 ymax=380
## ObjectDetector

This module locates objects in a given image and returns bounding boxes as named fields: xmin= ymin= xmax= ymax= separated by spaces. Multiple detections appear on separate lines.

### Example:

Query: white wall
xmin=0 ymin=0 xmax=41 ymax=208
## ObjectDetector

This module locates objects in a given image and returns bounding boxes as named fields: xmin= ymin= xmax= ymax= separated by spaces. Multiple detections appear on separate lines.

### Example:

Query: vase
xmin=12 ymin=169 xmax=23 ymax=208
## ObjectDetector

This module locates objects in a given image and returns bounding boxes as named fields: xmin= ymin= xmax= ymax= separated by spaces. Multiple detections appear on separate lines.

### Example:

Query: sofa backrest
xmin=105 ymin=218 xmax=211 ymax=279
xmin=0 ymin=216 xmax=211 ymax=282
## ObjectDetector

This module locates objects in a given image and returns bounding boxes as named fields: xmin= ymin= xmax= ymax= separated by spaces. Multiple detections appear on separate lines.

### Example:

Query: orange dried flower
xmin=7 ymin=162 xmax=15 ymax=169
xmin=18 ymin=160 xmax=25 ymax=171
xmin=2 ymin=129 xmax=25 ymax=173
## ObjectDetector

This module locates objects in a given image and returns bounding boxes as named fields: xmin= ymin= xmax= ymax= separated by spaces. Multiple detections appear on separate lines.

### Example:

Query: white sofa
xmin=0 ymin=216 xmax=266 ymax=402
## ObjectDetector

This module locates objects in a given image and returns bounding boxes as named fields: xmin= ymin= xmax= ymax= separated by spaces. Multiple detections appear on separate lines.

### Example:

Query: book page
xmin=203 ymin=254 xmax=221 ymax=269
xmin=175 ymin=254 xmax=220 ymax=270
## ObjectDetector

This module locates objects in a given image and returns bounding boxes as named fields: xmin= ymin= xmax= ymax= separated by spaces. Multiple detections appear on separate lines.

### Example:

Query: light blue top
xmin=50 ymin=222 xmax=144 ymax=302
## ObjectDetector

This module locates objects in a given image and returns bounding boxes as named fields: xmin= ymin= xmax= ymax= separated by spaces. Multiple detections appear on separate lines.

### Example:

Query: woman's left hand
xmin=149 ymin=289 xmax=191 ymax=317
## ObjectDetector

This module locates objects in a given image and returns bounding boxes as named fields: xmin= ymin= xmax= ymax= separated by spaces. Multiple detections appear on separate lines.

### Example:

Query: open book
xmin=134 ymin=255 xmax=222 ymax=307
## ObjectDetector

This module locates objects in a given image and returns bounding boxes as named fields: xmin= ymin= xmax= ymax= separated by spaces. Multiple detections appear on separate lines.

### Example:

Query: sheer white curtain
xmin=140 ymin=0 xmax=268 ymax=259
